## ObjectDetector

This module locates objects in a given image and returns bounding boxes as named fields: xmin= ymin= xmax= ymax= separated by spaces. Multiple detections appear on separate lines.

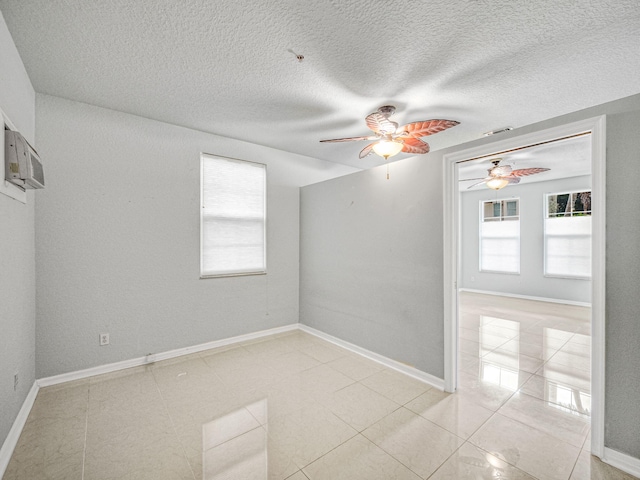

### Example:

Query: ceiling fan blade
xmin=510 ymin=167 xmax=550 ymax=177
xmin=359 ymin=143 xmax=375 ymax=159
xmin=401 ymin=137 xmax=430 ymax=154
xmin=459 ymin=177 xmax=489 ymax=182
xmin=399 ymin=119 xmax=459 ymax=138
xmin=505 ymin=176 xmax=521 ymax=185
xmin=320 ymin=135 xmax=377 ymax=143
xmin=365 ymin=112 xmax=398 ymax=134
xmin=466 ymin=178 xmax=491 ymax=189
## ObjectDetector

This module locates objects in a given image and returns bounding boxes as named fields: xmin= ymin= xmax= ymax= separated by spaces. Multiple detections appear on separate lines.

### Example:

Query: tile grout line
xmin=412 ymin=392 xmax=512 ymax=479
xmin=481 ymin=410 xmax=583 ymax=473
xmin=80 ymin=384 xmax=90 ymax=480
xmin=359 ymin=432 xmax=427 ymax=479
xmin=425 ymin=443 xmax=463 ymax=479
xmin=359 ymin=411 xmax=464 ymax=480
xmin=567 ymin=448 xmax=583 ymax=480
xmin=293 ymin=361 xmax=415 ymax=475
xmin=462 ymin=410 xmax=540 ymax=478
xmin=149 ymin=366 xmax=198 ymax=480
xmin=567 ymin=429 xmax=593 ymax=480
xmin=358 ymin=399 xmax=467 ymax=480
xmin=495 ymin=387 xmax=591 ymax=450
xmin=297 ymin=431 xmax=364 ymax=476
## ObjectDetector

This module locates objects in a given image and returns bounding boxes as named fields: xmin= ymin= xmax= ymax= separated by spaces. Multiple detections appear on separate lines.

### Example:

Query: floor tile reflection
xmin=469 ymin=413 xmax=581 ymax=480
xmin=430 ymin=441 xmax=536 ymax=479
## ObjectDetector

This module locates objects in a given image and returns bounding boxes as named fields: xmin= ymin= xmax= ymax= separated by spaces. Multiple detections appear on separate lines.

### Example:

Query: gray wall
xmin=301 ymin=158 xmax=446 ymax=375
xmin=0 ymin=12 xmax=36 ymax=448
xmin=603 ymin=109 xmax=640 ymax=458
xmin=300 ymin=93 xmax=640 ymax=459
xmin=460 ymin=175 xmax=592 ymax=304
xmin=35 ymin=94 xmax=356 ymax=378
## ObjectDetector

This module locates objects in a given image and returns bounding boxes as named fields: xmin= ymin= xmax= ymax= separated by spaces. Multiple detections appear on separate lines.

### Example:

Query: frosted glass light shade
xmin=486 ymin=177 xmax=509 ymax=190
xmin=372 ymin=140 xmax=403 ymax=159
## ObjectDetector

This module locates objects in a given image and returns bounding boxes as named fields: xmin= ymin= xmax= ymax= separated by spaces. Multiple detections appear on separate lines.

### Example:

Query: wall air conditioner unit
xmin=4 ymin=129 xmax=45 ymax=189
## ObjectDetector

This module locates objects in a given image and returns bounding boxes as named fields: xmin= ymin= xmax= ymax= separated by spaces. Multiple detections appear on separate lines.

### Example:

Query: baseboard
xmin=299 ymin=324 xmax=445 ymax=391
xmin=602 ymin=447 xmax=640 ymax=478
xmin=0 ymin=381 xmax=39 ymax=478
xmin=37 ymin=323 xmax=298 ymax=387
xmin=459 ymin=288 xmax=591 ymax=308
xmin=37 ymin=322 xmax=443 ymax=392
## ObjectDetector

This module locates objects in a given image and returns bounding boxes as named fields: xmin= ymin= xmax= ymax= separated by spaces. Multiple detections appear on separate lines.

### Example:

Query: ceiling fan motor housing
xmin=377 ymin=105 xmax=396 ymax=117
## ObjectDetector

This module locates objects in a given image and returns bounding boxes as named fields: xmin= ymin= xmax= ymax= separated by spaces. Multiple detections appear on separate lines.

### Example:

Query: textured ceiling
xmin=1 ymin=0 xmax=639 ymax=169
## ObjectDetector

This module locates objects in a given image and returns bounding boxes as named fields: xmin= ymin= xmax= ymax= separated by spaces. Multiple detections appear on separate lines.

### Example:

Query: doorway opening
xmin=443 ymin=117 xmax=605 ymax=457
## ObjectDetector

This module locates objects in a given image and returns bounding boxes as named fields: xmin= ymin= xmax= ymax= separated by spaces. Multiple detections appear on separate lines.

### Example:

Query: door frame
xmin=442 ymin=115 xmax=606 ymax=457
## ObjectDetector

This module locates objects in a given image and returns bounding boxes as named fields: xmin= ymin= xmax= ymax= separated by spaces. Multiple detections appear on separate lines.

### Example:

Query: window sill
xmin=200 ymin=271 xmax=267 ymax=279
xmin=478 ymin=270 xmax=521 ymax=275
xmin=543 ymin=274 xmax=591 ymax=281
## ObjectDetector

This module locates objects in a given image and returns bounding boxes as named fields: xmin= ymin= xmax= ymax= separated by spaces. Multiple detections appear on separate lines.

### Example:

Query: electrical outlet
xmin=14 ymin=373 xmax=18 ymax=391
xmin=99 ymin=333 xmax=110 ymax=346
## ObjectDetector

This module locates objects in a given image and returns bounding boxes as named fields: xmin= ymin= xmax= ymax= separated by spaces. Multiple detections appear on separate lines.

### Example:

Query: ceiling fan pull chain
xmin=387 ymin=162 xmax=390 ymax=180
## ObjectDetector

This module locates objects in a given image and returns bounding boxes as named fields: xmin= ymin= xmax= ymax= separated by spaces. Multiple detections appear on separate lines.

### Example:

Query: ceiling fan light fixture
xmin=486 ymin=177 xmax=509 ymax=190
xmin=372 ymin=140 xmax=403 ymax=159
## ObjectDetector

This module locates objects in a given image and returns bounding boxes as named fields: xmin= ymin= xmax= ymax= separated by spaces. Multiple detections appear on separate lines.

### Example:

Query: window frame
xmin=200 ymin=153 xmax=267 ymax=279
xmin=479 ymin=198 xmax=521 ymax=275
xmin=546 ymin=190 xmax=592 ymax=218
xmin=543 ymin=190 xmax=591 ymax=280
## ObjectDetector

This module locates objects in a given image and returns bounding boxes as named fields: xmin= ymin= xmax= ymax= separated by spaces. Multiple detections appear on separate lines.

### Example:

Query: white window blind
xmin=200 ymin=154 xmax=266 ymax=277
xmin=545 ymin=216 xmax=591 ymax=278
xmin=480 ymin=220 xmax=520 ymax=273
xmin=480 ymin=200 xmax=520 ymax=274
xmin=544 ymin=191 xmax=591 ymax=279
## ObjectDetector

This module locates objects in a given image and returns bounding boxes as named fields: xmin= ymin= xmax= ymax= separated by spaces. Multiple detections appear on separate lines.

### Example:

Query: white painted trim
xmin=0 ymin=381 xmax=39 ymax=478
xmin=299 ymin=324 xmax=445 ymax=391
xmin=36 ymin=321 xmax=444 ymax=393
xmin=602 ymin=447 xmax=640 ymax=478
xmin=37 ymin=324 xmax=298 ymax=387
xmin=443 ymin=115 xmax=607 ymax=454
xmin=443 ymin=146 xmax=459 ymax=393
xmin=443 ymin=117 xmax=603 ymax=165
xmin=459 ymin=288 xmax=591 ymax=308
xmin=589 ymin=115 xmax=606 ymax=458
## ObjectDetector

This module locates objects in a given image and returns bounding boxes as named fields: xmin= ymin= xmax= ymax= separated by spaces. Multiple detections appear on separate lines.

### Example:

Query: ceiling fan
xmin=320 ymin=105 xmax=459 ymax=160
xmin=462 ymin=158 xmax=550 ymax=190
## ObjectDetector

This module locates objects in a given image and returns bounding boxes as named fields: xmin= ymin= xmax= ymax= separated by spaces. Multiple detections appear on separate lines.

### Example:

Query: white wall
xmin=459 ymin=175 xmax=592 ymax=304
xmin=0 ymin=11 xmax=36 ymax=448
xmin=34 ymin=94 xmax=356 ymax=378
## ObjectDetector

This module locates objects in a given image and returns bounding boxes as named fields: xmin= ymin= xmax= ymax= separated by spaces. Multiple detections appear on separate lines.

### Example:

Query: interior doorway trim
xmin=442 ymin=115 xmax=606 ymax=457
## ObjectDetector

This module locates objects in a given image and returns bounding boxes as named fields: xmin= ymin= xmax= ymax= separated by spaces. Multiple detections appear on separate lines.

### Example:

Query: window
xmin=200 ymin=154 xmax=266 ymax=277
xmin=480 ymin=199 xmax=520 ymax=274
xmin=544 ymin=191 xmax=591 ymax=278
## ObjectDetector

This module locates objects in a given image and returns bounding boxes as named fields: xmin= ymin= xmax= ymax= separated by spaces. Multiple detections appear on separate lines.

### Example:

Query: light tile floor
xmin=4 ymin=292 xmax=638 ymax=479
